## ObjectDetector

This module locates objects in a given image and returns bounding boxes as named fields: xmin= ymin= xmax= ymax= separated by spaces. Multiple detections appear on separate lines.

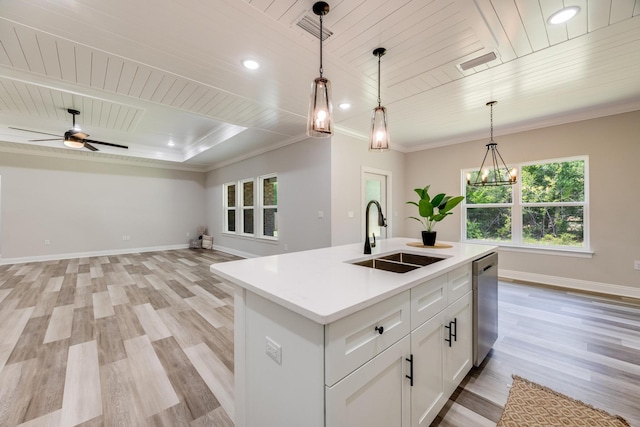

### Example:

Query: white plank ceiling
xmin=0 ymin=0 xmax=639 ymax=169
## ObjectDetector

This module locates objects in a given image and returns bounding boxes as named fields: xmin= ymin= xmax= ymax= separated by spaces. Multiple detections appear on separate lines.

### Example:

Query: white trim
xmin=212 ymin=244 xmax=256 ymax=259
xmin=0 ymin=244 xmax=190 ymax=265
xmin=500 ymin=269 xmax=640 ymax=299
xmin=497 ymin=244 xmax=593 ymax=258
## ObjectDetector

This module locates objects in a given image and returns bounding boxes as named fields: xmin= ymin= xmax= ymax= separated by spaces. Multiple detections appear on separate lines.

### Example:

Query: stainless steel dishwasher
xmin=472 ymin=252 xmax=498 ymax=367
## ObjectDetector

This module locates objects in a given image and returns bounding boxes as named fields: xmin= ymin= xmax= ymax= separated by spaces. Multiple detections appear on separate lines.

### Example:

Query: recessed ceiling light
xmin=168 ymin=140 xmax=175 ymax=147
xmin=339 ymin=103 xmax=351 ymax=110
xmin=242 ymin=59 xmax=261 ymax=70
xmin=548 ymin=6 xmax=580 ymax=25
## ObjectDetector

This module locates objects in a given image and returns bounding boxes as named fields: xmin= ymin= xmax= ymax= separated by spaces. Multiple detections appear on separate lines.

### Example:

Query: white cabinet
xmin=234 ymin=262 xmax=474 ymax=427
xmin=326 ymin=336 xmax=411 ymax=427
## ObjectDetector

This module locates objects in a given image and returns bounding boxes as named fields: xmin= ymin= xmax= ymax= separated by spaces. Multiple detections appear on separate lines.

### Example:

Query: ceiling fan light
xmin=63 ymin=132 xmax=84 ymax=149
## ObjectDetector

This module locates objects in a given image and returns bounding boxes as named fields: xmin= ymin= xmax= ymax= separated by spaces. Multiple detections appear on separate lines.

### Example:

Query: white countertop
xmin=210 ymin=238 xmax=497 ymax=324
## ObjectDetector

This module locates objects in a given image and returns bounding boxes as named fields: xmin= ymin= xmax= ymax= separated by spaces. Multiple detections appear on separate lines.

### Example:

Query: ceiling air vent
xmin=459 ymin=52 xmax=497 ymax=71
xmin=296 ymin=13 xmax=333 ymax=41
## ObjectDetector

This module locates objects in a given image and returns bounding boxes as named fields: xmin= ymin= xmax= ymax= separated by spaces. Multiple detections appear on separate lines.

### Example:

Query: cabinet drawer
xmin=325 ymin=290 xmax=410 ymax=386
xmin=410 ymin=274 xmax=447 ymax=329
xmin=447 ymin=264 xmax=472 ymax=303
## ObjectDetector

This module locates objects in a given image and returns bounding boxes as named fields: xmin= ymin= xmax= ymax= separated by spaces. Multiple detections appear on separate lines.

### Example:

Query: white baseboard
xmin=0 ymin=244 xmax=190 ymax=265
xmin=500 ymin=269 xmax=640 ymax=299
xmin=212 ymin=244 xmax=256 ymax=259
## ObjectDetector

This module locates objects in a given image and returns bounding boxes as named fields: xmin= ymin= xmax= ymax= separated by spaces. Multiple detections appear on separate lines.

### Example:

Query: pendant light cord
xmin=377 ymin=53 xmax=381 ymax=107
xmin=319 ymin=14 xmax=324 ymax=77
xmin=489 ymin=101 xmax=494 ymax=142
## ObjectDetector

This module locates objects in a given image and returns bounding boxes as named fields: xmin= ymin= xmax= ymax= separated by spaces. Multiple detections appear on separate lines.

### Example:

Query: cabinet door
xmin=410 ymin=312 xmax=446 ymax=427
xmin=443 ymin=291 xmax=473 ymax=395
xmin=326 ymin=336 xmax=411 ymax=427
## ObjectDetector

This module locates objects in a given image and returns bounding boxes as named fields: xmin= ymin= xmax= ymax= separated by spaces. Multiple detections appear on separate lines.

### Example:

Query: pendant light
xmin=307 ymin=2 xmax=333 ymax=138
xmin=467 ymin=101 xmax=517 ymax=187
xmin=369 ymin=47 xmax=390 ymax=151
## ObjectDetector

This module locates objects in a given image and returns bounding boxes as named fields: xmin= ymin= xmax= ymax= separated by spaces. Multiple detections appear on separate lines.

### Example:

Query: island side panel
xmin=242 ymin=290 xmax=325 ymax=427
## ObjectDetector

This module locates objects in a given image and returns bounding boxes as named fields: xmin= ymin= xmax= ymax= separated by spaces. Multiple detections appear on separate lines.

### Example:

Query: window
xmin=240 ymin=179 xmax=254 ymax=236
xmin=223 ymin=174 xmax=278 ymax=240
xmin=259 ymin=174 xmax=278 ymax=238
xmin=223 ymin=182 xmax=236 ymax=233
xmin=463 ymin=156 xmax=588 ymax=250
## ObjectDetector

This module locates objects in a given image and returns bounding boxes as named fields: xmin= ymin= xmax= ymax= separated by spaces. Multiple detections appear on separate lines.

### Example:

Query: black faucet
xmin=364 ymin=200 xmax=387 ymax=254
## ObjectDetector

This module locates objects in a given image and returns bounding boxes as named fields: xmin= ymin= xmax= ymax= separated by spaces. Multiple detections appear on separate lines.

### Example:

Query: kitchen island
xmin=211 ymin=238 xmax=497 ymax=427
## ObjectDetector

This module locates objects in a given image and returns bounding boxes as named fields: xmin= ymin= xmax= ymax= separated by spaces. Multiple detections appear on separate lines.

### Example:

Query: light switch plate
xmin=265 ymin=336 xmax=282 ymax=364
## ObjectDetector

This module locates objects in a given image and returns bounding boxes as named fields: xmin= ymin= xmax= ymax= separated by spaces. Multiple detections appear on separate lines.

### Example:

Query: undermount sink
xmin=351 ymin=252 xmax=446 ymax=274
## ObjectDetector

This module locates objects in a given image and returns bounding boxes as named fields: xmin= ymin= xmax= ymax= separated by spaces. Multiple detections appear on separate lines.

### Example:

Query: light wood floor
xmin=1 ymin=249 xmax=639 ymax=426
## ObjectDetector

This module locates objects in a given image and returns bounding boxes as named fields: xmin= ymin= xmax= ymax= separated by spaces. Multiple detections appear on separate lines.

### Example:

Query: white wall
xmin=205 ymin=138 xmax=332 ymax=256
xmin=405 ymin=111 xmax=640 ymax=290
xmin=0 ymin=152 xmax=206 ymax=261
xmin=330 ymin=133 xmax=406 ymax=246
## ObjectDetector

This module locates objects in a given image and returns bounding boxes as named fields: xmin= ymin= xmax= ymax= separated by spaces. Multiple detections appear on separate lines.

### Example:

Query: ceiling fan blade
xmin=84 ymin=139 xmax=129 ymax=149
xmin=84 ymin=142 xmax=99 ymax=151
xmin=9 ymin=127 xmax=61 ymax=138
xmin=29 ymin=138 xmax=61 ymax=142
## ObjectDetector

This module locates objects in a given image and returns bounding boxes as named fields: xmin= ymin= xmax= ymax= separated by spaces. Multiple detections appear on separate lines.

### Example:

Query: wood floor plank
xmin=99 ymin=358 xmax=145 ymax=426
xmin=132 ymin=303 xmax=172 ymax=342
xmin=123 ymin=335 xmax=180 ymax=418
xmin=93 ymin=291 xmax=115 ymax=319
xmin=60 ymin=340 xmax=102 ymax=426
xmin=43 ymin=304 xmax=75 ymax=344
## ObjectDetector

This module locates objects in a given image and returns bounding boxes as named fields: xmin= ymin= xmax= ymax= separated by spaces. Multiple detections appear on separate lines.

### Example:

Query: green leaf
xmin=431 ymin=193 xmax=446 ymax=208
xmin=440 ymin=195 xmax=464 ymax=213
xmin=418 ymin=199 xmax=434 ymax=218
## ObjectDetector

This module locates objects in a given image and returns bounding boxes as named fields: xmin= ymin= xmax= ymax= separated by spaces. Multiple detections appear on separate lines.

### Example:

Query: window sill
xmin=221 ymin=232 xmax=279 ymax=244
xmin=464 ymin=240 xmax=593 ymax=258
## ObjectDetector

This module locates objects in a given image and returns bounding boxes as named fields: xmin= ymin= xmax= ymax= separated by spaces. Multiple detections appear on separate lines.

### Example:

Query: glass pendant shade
xmin=307 ymin=76 xmax=334 ymax=137
xmin=369 ymin=105 xmax=389 ymax=151
xmin=63 ymin=132 xmax=84 ymax=149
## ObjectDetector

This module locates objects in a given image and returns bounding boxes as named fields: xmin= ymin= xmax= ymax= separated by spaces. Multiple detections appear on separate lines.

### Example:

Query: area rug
xmin=497 ymin=375 xmax=631 ymax=427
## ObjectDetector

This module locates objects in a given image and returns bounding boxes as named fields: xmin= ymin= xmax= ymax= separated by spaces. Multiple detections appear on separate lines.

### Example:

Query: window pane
xmin=263 ymin=177 xmax=278 ymax=205
xmin=227 ymin=210 xmax=236 ymax=232
xmin=523 ymin=206 xmax=583 ymax=246
xmin=466 ymin=171 xmax=512 ymax=204
xmin=263 ymin=208 xmax=278 ymax=237
xmin=466 ymin=207 xmax=512 ymax=241
xmin=243 ymin=181 xmax=254 ymax=206
xmin=522 ymin=160 xmax=584 ymax=203
xmin=243 ymin=208 xmax=254 ymax=234
xmin=227 ymin=184 xmax=236 ymax=207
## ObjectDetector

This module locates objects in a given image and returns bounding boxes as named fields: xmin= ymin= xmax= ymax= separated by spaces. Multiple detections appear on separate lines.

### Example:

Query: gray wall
xmin=330 ymin=133 xmax=406 ymax=246
xmin=0 ymin=152 xmax=206 ymax=261
xmin=205 ymin=138 xmax=332 ymax=256
xmin=405 ymin=111 xmax=640 ymax=290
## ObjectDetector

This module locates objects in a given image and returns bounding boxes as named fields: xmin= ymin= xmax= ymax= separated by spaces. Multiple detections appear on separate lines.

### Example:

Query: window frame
xmin=222 ymin=182 xmax=237 ymax=234
xmin=239 ymin=178 xmax=255 ymax=237
xmin=258 ymin=173 xmax=278 ymax=240
xmin=461 ymin=155 xmax=590 ymax=253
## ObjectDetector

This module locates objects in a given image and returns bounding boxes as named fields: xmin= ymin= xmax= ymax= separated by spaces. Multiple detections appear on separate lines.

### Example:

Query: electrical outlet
xmin=634 ymin=260 xmax=640 ymax=271
xmin=265 ymin=336 xmax=282 ymax=365
xmin=186 ymin=232 xmax=190 ymax=237
xmin=44 ymin=239 xmax=50 ymax=246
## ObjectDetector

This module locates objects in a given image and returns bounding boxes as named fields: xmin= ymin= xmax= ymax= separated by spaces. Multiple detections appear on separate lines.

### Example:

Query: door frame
xmin=361 ymin=166 xmax=393 ymax=242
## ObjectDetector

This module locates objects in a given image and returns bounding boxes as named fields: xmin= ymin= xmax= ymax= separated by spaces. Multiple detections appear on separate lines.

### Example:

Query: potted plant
xmin=407 ymin=185 xmax=464 ymax=246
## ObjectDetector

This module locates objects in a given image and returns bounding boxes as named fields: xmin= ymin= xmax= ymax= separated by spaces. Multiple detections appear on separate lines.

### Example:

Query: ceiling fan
xmin=9 ymin=108 xmax=129 ymax=151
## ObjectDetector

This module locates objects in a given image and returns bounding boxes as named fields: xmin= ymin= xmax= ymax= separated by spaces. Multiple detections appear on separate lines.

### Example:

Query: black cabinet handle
xmin=405 ymin=354 xmax=414 ymax=386
xmin=375 ymin=326 xmax=384 ymax=335
xmin=444 ymin=323 xmax=452 ymax=347
xmin=444 ymin=318 xmax=458 ymax=347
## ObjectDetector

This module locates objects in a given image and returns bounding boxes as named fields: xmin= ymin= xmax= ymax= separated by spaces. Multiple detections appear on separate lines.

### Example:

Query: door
xmin=326 ymin=336 xmax=411 ymax=427
xmin=363 ymin=169 xmax=390 ymax=242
